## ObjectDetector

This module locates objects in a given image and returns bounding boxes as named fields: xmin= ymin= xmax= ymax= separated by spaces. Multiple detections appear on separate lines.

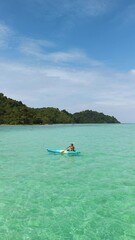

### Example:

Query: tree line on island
xmin=0 ymin=93 xmax=120 ymax=124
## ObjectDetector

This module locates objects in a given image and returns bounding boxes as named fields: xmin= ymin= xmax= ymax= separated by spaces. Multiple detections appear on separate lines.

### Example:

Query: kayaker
xmin=67 ymin=143 xmax=75 ymax=151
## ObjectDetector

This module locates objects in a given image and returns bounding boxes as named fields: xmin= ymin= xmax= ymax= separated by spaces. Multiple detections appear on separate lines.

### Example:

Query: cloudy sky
xmin=0 ymin=0 xmax=135 ymax=123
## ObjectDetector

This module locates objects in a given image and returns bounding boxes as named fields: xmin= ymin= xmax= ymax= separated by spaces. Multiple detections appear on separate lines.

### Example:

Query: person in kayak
xmin=67 ymin=143 xmax=75 ymax=151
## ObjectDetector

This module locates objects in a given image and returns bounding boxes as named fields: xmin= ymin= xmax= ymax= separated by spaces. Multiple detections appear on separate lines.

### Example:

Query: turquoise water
xmin=0 ymin=124 xmax=135 ymax=240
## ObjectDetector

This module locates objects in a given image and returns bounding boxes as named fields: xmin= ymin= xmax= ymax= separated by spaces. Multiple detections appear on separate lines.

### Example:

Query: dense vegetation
xmin=0 ymin=93 xmax=120 ymax=124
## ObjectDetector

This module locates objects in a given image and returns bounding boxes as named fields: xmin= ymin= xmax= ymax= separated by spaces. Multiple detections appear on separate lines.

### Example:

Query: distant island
xmin=0 ymin=93 xmax=120 ymax=124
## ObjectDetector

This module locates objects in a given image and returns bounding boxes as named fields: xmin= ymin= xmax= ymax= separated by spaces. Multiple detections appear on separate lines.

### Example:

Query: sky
xmin=0 ymin=0 xmax=135 ymax=123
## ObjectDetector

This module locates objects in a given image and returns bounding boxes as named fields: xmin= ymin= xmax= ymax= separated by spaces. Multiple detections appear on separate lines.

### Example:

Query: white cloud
xmin=0 ymin=21 xmax=135 ymax=122
xmin=20 ymin=38 xmax=54 ymax=52
xmin=0 ymin=23 xmax=12 ymax=48
xmin=75 ymin=0 xmax=114 ymax=17
xmin=111 ymin=3 xmax=135 ymax=28
xmin=0 ymin=57 xmax=135 ymax=123
xmin=19 ymin=37 xmax=103 ymax=68
xmin=122 ymin=3 xmax=135 ymax=25
xmin=23 ymin=0 xmax=115 ymax=21
xmin=130 ymin=69 xmax=135 ymax=75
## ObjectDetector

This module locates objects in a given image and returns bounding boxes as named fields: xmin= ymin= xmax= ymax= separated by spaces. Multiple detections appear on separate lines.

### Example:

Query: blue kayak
xmin=47 ymin=148 xmax=80 ymax=155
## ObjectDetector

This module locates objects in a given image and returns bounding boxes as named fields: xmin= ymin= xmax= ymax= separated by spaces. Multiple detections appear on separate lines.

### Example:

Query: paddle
xmin=61 ymin=146 xmax=70 ymax=154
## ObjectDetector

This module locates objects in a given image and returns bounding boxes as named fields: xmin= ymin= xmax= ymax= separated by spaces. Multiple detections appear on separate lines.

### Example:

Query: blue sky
xmin=0 ymin=0 xmax=135 ymax=122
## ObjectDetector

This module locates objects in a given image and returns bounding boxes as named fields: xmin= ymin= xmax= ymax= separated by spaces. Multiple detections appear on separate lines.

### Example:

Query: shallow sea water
xmin=0 ymin=124 xmax=135 ymax=240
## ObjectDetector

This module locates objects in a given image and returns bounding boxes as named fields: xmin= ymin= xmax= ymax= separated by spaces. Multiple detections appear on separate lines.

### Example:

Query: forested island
xmin=0 ymin=93 xmax=120 ymax=124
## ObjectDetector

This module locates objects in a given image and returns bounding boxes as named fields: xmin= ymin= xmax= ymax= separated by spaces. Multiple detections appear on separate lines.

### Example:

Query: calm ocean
xmin=0 ymin=124 xmax=135 ymax=240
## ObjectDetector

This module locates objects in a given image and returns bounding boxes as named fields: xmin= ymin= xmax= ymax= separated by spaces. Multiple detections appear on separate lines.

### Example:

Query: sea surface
xmin=0 ymin=124 xmax=135 ymax=240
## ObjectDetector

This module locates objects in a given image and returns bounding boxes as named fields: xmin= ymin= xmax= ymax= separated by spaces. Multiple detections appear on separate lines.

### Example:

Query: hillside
xmin=0 ymin=93 xmax=120 ymax=124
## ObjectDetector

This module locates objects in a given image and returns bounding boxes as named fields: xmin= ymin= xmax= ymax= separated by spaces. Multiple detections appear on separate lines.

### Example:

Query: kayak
xmin=47 ymin=148 xmax=80 ymax=155
xmin=47 ymin=149 xmax=80 ymax=155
